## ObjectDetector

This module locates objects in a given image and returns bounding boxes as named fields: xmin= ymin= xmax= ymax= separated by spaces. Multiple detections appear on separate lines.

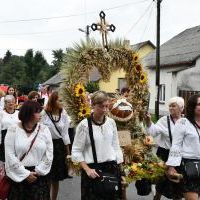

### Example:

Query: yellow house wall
xmin=99 ymin=44 xmax=154 ymax=93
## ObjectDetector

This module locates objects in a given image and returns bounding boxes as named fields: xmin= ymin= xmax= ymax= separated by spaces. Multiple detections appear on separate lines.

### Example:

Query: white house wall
xmin=177 ymin=58 xmax=200 ymax=91
xmin=145 ymin=65 xmax=189 ymax=116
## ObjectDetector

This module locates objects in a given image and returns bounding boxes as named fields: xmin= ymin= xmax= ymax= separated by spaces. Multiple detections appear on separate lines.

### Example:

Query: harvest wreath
xmin=60 ymin=39 xmax=165 ymax=182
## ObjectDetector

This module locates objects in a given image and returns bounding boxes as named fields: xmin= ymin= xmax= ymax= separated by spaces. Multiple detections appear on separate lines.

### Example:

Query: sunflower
xmin=132 ymin=53 xmax=139 ymax=62
xmin=139 ymin=73 xmax=148 ymax=84
xmin=74 ymin=83 xmax=86 ymax=97
xmin=78 ymin=106 xmax=91 ymax=118
xmin=134 ymin=64 xmax=142 ymax=73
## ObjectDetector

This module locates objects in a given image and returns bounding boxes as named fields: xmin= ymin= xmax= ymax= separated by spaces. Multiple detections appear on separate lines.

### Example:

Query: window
xmin=118 ymin=78 xmax=127 ymax=93
xmin=159 ymin=84 xmax=165 ymax=102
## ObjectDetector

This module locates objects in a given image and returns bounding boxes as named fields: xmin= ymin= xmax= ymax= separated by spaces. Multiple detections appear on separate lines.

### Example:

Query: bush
xmin=85 ymin=81 xmax=99 ymax=93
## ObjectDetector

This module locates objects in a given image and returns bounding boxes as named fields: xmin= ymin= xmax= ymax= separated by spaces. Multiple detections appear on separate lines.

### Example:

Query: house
xmin=43 ymin=40 xmax=155 ymax=93
xmin=98 ymin=40 xmax=155 ymax=93
xmin=143 ymin=25 xmax=200 ymax=115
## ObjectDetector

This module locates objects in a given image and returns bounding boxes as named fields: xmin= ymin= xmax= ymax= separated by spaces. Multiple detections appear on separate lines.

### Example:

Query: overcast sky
xmin=0 ymin=0 xmax=200 ymax=64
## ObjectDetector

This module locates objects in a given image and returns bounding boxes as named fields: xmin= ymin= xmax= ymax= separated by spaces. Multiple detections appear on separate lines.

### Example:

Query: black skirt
xmin=8 ymin=167 xmax=50 ymax=200
xmin=50 ymin=138 xmax=68 ymax=181
xmin=155 ymin=147 xmax=182 ymax=199
xmin=81 ymin=161 xmax=121 ymax=200
xmin=0 ymin=130 xmax=7 ymax=162
xmin=176 ymin=159 xmax=200 ymax=194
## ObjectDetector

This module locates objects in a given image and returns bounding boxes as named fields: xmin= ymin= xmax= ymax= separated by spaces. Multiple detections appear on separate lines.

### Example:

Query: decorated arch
xmin=60 ymin=39 xmax=149 ymax=126
xmin=60 ymin=39 xmax=165 ymax=182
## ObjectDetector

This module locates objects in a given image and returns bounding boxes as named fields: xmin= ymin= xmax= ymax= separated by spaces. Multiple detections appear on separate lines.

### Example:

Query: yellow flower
xmin=131 ymin=163 xmax=138 ymax=171
xmin=134 ymin=64 xmax=142 ymax=73
xmin=74 ymin=83 xmax=86 ymax=97
xmin=139 ymin=72 xmax=148 ymax=84
xmin=132 ymin=53 xmax=139 ymax=62
xmin=78 ymin=106 xmax=91 ymax=118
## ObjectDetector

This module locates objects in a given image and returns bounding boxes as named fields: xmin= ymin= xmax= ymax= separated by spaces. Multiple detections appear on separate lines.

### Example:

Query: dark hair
xmin=45 ymin=91 xmax=62 ymax=113
xmin=121 ymin=87 xmax=130 ymax=95
xmin=28 ymin=91 xmax=40 ymax=100
xmin=6 ymin=86 xmax=17 ymax=98
xmin=185 ymin=94 xmax=200 ymax=123
xmin=19 ymin=101 xmax=42 ymax=124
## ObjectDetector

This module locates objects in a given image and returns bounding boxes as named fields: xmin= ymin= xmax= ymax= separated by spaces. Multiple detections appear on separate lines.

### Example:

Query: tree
xmin=52 ymin=49 xmax=64 ymax=73
xmin=0 ymin=55 xmax=26 ymax=85
xmin=24 ymin=49 xmax=51 ymax=86
xmin=0 ymin=49 xmax=53 ymax=94
xmin=3 ymin=50 xmax=12 ymax=64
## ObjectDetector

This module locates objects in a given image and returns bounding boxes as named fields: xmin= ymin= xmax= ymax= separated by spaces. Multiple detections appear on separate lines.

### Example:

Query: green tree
xmin=52 ymin=49 xmax=64 ymax=73
xmin=0 ymin=49 xmax=53 ymax=94
xmin=3 ymin=50 xmax=12 ymax=64
xmin=0 ymin=55 xmax=26 ymax=85
xmin=24 ymin=49 xmax=51 ymax=85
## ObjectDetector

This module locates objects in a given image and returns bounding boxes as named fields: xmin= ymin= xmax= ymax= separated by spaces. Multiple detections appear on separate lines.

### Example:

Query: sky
xmin=0 ymin=0 xmax=200 ymax=64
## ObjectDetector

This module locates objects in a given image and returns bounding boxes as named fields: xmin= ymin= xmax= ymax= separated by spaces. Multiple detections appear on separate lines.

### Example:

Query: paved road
xmin=58 ymin=177 xmax=169 ymax=200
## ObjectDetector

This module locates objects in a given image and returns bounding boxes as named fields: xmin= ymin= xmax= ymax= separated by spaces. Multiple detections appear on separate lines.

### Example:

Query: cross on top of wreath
xmin=91 ymin=11 xmax=116 ymax=50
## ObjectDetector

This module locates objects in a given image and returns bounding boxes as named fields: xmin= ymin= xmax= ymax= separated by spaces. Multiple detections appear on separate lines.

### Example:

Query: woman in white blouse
xmin=41 ymin=91 xmax=70 ymax=200
xmin=0 ymin=95 xmax=19 ymax=162
xmin=0 ymin=89 xmax=5 ymax=111
xmin=167 ymin=94 xmax=200 ymax=200
xmin=5 ymin=101 xmax=53 ymax=200
xmin=72 ymin=91 xmax=123 ymax=200
xmin=145 ymin=96 xmax=184 ymax=200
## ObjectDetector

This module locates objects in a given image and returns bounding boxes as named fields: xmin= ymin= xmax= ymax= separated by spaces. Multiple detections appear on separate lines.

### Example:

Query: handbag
xmin=87 ymin=117 xmax=120 ymax=197
xmin=0 ymin=125 xmax=40 ymax=199
xmin=135 ymin=179 xmax=151 ymax=196
xmin=0 ymin=162 xmax=10 ymax=199
xmin=182 ymin=124 xmax=200 ymax=180
xmin=182 ymin=159 xmax=200 ymax=180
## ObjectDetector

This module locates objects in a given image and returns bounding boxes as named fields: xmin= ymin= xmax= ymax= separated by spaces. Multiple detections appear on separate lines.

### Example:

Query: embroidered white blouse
xmin=147 ymin=115 xmax=175 ymax=149
xmin=166 ymin=118 xmax=200 ymax=167
xmin=5 ymin=123 xmax=53 ymax=182
xmin=41 ymin=109 xmax=70 ymax=145
xmin=72 ymin=117 xmax=123 ymax=164
xmin=0 ymin=110 xmax=19 ymax=144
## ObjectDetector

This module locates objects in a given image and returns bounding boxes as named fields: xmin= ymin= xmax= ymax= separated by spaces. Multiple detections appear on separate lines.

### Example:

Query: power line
xmin=139 ymin=2 xmax=155 ymax=42
xmin=0 ymin=48 xmax=65 ymax=51
xmin=0 ymin=28 xmax=76 ymax=37
xmin=125 ymin=1 xmax=154 ymax=36
xmin=0 ymin=0 xmax=149 ymax=24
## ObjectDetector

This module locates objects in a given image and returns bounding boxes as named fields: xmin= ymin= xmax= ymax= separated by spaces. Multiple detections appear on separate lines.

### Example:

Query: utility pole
xmin=78 ymin=25 xmax=90 ymax=42
xmin=155 ymin=0 xmax=162 ymax=120
xmin=85 ymin=25 xmax=90 ymax=42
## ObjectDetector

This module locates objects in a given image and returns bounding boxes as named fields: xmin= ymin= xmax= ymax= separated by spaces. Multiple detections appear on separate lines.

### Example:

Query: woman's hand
xmin=166 ymin=166 xmax=177 ymax=178
xmin=145 ymin=113 xmax=152 ymax=127
xmin=121 ymin=176 xmax=128 ymax=187
xmin=65 ymin=145 xmax=70 ymax=156
xmin=85 ymin=168 xmax=100 ymax=179
xmin=26 ymin=172 xmax=38 ymax=183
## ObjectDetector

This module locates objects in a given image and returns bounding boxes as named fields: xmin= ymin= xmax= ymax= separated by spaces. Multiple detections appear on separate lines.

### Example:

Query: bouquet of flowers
xmin=124 ymin=160 xmax=166 ymax=183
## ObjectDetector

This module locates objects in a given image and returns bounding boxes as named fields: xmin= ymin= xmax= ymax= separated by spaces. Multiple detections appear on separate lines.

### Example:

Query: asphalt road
xmin=58 ymin=177 xmax=169 ymax=200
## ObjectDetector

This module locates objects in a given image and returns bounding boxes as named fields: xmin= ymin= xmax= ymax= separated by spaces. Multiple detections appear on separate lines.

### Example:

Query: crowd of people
xmin=0 ymin=85 xmax=200 ymax=200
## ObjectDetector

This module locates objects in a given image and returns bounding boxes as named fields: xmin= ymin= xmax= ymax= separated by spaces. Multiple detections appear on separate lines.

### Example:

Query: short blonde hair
xmin=168 ymin=96 xmax=184 ymax=111
xmin=0 ymin=90 xmax=5 ymax=97
xmin=91 ymin=91 xmax=109 ymax=106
